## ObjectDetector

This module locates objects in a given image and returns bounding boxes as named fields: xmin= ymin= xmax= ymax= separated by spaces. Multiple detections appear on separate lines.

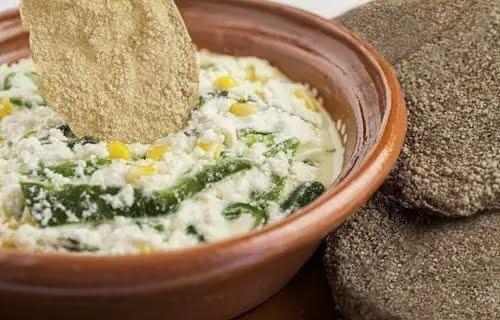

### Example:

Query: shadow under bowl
xmin=0 ymin=1 xmax=406 ymax=319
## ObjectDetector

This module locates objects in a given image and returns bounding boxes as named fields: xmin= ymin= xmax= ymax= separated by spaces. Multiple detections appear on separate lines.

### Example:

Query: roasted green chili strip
xmin=154 ymin=158 xmax=253 ymax=202
xmin=9 ymin=97 xmax=33 ymax=108
xmin=281 ymin=181 xmax=325 ymax=215
xmin=302 ymin=159 xmax=316 ymax=167
xmin=58 ymin=237 xmax=99 ymax=252
xmin=22 ymin=182 xmax=120 ymax=226
xmin=219 ymin=150 xmax=237 ymax=159
xmin=222 ymin=203 xmax=267 ymax=228
xmin=186 ymin=225 xmax=206 ymax=242
xmin=22 ymin=158 xmax=253 ymax=226
xmin=57 ymin=124 xmax=75 ymax=138
xmin=66 ymin=136 xmax=100 ymax=149
xmin=3 ymin=73 xmax=18 ymax=90
xmin=4 ymin=71 xmax=38 ymax=90
xmin=239 ymin=130 xmax=275 ymax=147
xmin=33 ymin=158 xmax=112 ymax=178
xmin=251 ymin=174 xmax=286 ymax=206
xmin=265 ymin=138 xmax=300 ymax=157
xmin=222 ymin=174 xmax=285 ymax=228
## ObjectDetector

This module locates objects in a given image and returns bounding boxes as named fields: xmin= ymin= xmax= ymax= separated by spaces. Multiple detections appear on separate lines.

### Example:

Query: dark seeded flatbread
xmin=324 ymin=192 xmax=500 ymax=320
xmin=338 ymin=0 xmax=474 ymax=65
xmin=340 ymin=0 xmax=500 ymax=217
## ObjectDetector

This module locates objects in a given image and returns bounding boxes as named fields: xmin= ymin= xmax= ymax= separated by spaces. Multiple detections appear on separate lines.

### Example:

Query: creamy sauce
xmin=0 ymin=51 xmax=344 ymax=254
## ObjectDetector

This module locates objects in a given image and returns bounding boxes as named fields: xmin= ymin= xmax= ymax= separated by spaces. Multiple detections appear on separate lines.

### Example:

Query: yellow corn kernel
xmin=0 ymin=136 xmax=5 ymax=142
xmin=198 ymin=141 xmax=213 ymax=152
xmin=0 ymin=98 xmax=13 ymax=120
xmin=246 ymin=65 xmax=266 ymax=83
xmin=127 ymin=164 xmax=157 ymax=183
xmin=138 ymin=243 xmax=152 ymax=254
xmin=197 ymin=141 xmax=223 ymax=159
xmin=107 ymin=140 xmax=132 ymax=160
xmin=146 ymin=144 xmax=170 ymax=161
xmin=214 ymin=76 xmax=236 ymax=90
xmin=294 ymin=89 xmax=319 ymax=112
xmin=229 ymin=102 xmax=256 ymax=117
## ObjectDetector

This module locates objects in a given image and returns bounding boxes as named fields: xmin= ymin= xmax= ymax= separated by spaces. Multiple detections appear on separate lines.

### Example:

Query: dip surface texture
xmin=0 ymin=52 xmax=343 ymax=254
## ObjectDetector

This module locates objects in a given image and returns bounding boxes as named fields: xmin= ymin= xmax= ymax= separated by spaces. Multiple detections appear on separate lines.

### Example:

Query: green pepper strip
xmin=265 ymin=138 xmax=300 ymax=157
xmin=222 ymin=174 xmax=285 ymax=228
xmin=22 ymin=158 xmax=253 ymax=227
xmin=222 ymin=203 xmax=268 ymax=229
xmin=281 ymin=181 xmax=325 ymax=215
xmin=33 ymin=158 xmax=112 ymax=178
xmin=238 ymin=130 xmax=275 ymax=147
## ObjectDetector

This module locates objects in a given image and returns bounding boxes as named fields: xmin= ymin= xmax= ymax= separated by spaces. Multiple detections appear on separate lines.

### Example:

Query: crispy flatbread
xmin=20 ymin=0 xmax=199 ymax=143
xmin=340 ymin=0 xmax=499 ymax=217
xmin=325 ymin=193 xmax=500 ymax=319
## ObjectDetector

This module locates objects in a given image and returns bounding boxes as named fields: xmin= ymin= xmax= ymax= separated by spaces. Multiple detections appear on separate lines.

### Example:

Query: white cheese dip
xmin=0 ymin=52 xmax=344 ymax=254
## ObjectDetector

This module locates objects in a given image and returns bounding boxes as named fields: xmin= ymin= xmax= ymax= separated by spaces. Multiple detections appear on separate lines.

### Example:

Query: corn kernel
xmin=0 ymin=98 xmax=13 ymax=120
xmin=197 ymin=141 xmax=224 ymax=159
xmin=198 ymin=141 xmax=213 ymax=152
xmin=107 ymin=140 xmax=132 ymax=160
xmin=146 ymin=144 xmax=170 ymax=161
xmin=214 ymin=76 xmax=236 ymax=90
xmin=294 ymin=89 xmax=319 ymax=112
xmin=246 ymin=65 xmax=266 ymax=83
xmin=229 ymin=102 xmax=256 ymax=117
xmin=127 ymin=164 xmax=157 ymax=183
xmin=138 ymin=243 xmax=152 ymax=254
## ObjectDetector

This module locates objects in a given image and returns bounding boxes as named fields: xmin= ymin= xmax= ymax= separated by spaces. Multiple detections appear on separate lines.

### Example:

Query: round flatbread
xmin=340 ymin=0 xmax=499 ymax=217
xmin=20 ymin=0 xmax=199 ymax=143
xmin=325 ymin=193 xmax=500 ymax=320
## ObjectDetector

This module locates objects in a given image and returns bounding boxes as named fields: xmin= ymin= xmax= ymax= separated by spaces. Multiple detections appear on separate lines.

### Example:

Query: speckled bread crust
xmin=340 ymin=0 xmax=499 ymax=217
xmin=338 ymin=0 xmax=474 ymax=66
xmin=325 ymin=192 xmax=500 ymax=320
xmin=20 ymin=0 xmax=199 ymax=143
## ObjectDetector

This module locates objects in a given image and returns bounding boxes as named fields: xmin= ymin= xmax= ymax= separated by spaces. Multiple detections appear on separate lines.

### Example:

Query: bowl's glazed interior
xmin=179 ymin=0 xmax=389 ymax=179
xmin=0 ymin=1 xmax=405 ymax=320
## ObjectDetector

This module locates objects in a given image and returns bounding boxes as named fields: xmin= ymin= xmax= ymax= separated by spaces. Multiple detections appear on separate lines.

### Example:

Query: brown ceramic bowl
xmin=0 ymin=1 xmax=406 ymax=319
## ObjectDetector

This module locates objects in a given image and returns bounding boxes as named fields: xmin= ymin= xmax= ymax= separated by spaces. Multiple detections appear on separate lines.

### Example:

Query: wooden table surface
xmin=237 ymin=250 xmax=340 ymax=320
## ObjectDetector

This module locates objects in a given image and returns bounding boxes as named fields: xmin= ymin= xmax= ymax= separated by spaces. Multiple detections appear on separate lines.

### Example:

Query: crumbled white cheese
xmin=0 ymin=52 xmax=345 ymax=254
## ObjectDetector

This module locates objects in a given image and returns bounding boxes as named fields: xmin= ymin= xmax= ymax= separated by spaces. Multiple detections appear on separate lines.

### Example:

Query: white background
xmin=0 ymin=0 xmax=369 ymax=19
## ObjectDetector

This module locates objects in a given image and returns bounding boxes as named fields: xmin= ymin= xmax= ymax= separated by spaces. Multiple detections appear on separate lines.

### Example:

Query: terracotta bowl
xmin=0 ymin=1 xmax=406 ymax=319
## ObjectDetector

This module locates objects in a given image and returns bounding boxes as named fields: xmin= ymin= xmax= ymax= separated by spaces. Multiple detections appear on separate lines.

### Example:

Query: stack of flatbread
xmin=325 ymin=1 xmax=499 ymax=319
